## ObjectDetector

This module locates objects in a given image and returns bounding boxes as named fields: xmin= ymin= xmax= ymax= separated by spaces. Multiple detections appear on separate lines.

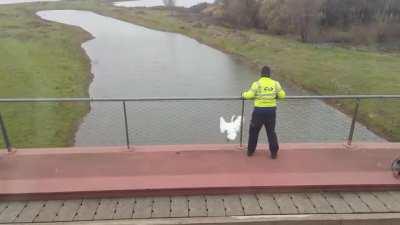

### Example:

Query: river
xmin=36 ymin=10 xmax=383 ymax=146
xmin=113 ymin=0 xmax=215 ymax=8
xmin=0 ymin=0 xmax=59 ymax=5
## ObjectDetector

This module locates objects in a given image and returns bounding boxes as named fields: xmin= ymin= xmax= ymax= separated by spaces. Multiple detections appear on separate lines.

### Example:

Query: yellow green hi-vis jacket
xmin=242 ymin=77 xmax=286 ymax=107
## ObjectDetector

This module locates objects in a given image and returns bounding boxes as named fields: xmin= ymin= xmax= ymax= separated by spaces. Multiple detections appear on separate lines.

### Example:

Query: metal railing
xmin=0 ymin=95 xmax=399 ymax=150
xmin=1 ymin=95 xmax=400 ymax=102
xmin=0 ymin=113 xmax=12 ymax=152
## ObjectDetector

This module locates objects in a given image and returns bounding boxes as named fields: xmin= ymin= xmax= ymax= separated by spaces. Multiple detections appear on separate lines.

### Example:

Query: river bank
xmin=0 ymin=2 xmax=93 ymax=147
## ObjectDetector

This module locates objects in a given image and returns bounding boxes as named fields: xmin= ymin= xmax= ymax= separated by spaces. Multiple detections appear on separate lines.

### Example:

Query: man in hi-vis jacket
xmin=242 ymin=66 xmax=286 ymax=159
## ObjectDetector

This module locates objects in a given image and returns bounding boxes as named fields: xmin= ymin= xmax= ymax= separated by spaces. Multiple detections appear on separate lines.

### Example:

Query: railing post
xmin=240 ymin=99 xmax=245 ymax=148
xmin=347 ymin=98 xmax=360 ymax=146
xmin=0 ymin=113 xmax=12 ymax=152
xmin=122 ymin=101 xmax=130 ymax=149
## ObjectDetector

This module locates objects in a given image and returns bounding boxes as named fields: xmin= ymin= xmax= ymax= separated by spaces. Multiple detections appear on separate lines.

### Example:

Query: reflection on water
xmin=36 ymin=10 xmax=384 ymax=146
xmin=0 ymin=0 xmax=59 ymax=4
xmin=114 ymin=0 xmax=214 ymax=8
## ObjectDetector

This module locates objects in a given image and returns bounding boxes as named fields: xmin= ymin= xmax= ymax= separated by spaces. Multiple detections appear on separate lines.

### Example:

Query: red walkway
xmin=0 ymin=143 xmax=399 ymax=200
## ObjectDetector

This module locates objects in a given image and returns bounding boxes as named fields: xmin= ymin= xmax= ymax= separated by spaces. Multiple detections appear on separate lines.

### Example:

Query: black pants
xmin=247 ymin=107 xmax=279 ymax=156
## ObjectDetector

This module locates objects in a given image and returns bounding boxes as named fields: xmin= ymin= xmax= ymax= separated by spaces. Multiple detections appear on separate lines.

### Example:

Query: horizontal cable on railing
xmin=0 ymin=95 xmax=400 ymax=103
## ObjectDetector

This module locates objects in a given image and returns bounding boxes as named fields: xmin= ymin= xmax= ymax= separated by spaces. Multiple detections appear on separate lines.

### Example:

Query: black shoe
xmin=247 ymin=150 xmax=254 ymax=157
xmin=271 ymin=152 xmax=278 ymax=159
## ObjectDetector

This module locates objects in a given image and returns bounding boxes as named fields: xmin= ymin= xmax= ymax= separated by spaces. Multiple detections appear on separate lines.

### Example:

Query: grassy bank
xmin=0 ymin=2 xmax=93 ymax=148
xmin=0 ymin=0 xmax=399 ymax=148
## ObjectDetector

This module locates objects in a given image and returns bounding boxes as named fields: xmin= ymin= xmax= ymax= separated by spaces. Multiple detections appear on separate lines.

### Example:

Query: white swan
xmin=220 ymin=115 xmax=243 ymax=141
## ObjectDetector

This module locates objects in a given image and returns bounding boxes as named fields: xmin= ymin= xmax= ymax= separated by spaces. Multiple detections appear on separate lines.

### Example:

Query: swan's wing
xmin=232 ymin=116 xmax=242 ymax=132
xmin=220 ymin=117 xmax=228 ymax=133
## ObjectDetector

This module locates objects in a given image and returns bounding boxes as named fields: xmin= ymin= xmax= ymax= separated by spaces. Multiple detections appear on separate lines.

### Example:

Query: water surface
xmin=0 ymin=0 xmax=59 ymax=5
xmin=113 ymin=0 xmax=214 ymax=8
xmin=36 ymin=10 xmax=383 ymax=146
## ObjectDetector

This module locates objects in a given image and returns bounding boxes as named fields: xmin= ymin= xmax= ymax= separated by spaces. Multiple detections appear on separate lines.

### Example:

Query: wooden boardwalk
xmin=2 ymin=191 xmax=400 ymax=224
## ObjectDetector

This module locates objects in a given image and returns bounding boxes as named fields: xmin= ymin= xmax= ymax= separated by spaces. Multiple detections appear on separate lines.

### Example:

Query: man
xmin=242 ymin=66 xmax=286 ymax=159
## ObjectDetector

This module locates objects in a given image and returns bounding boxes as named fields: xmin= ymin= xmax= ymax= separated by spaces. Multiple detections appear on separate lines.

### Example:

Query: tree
xmin=163 ymin=0 xmax=176 ymax=15
xmin=257 ymin=0 xmax=291 ymax=34
xmin=163 ymin=0 xmax=175 ymax=7
xmin=209 ymin=0 xmax=400 ymax=44
xmin=288 ymin=0 xmax=324 ymax=42
xmin=220 ymin=0 xmax=260 ymax=28
xmin=258 ymin=0 xmax=322 ymax=42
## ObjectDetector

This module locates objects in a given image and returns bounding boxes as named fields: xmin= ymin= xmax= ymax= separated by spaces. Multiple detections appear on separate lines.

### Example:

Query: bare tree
xmin=163 ymin=0 xmax=176 ymax=15
xmin=258 ymin=0 xmax=322 ymax=41
xmin=212 ymin=0 xmax=400 ymax=44
xmin=258 ymin=0 xmax=292 ymax=34
xmin=163 ymin=0 xmax=176 ymax=7
xmin=221 ymin=0 xmax=259 ymax=28
xmin=288 ymin=0 xmax=323 ymax=42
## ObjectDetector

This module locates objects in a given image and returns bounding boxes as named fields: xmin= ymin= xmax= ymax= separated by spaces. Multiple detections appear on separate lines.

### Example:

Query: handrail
xmin=1 ymin=95 xmax=399 ymax=149
xmin=0 ymin=95 xmax=399 ymax=102
xmin=0 ymin=113 xmax=12 ymax=152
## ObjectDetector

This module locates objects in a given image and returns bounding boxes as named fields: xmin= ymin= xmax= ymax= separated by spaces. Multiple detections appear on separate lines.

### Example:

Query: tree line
xmin=210 ymin=0 xmax=400 ymax=44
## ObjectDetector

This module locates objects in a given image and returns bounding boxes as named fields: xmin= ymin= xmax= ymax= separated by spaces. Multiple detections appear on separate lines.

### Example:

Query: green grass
xmin=0 ymin=0 xmax=399 ymax=148
xmin=0 ymin=1 xmax=93 ymax=148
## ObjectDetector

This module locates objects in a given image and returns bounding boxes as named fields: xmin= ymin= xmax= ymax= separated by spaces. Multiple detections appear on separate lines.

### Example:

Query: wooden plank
xmin=0 ymin=201 xmax=26 ymax=223
xmin=389 ymin=191 xmax=400 ymax=202
xmin=34 ymin=200 xmax=63 ymax=222
xmin=0 ymin=201 xmax=8 ymax=214
xmin=14 ymin=201 xmax=44 ymax=223
xmin=358 ymin=192 xmax=389 ymax=213
xmin=94 ymin=199 xmax=117 ymax=220
xmin=374 ymin=192 xmax=400 ymax=212
xmin=205 ymin=195 xmax=225 ymax=217
xmin=171 ymin=196 xmax=188 ymax=218
xmin=323 ymin=192 xmax=353 ymax=214
xmin=273 ymin=193 xmax=298 ymax=214
xmin=74 ymin=199 xmax=100 ymax=221
xmin=223 ymin=195 xmax=244 ymax=216
xmin=114 ymin=198 xmax=134 ymax=219
xmin=188 ymin=196 xmax=207 ymax=217
xmin=133 ymin=197 xmax=153 ymax=219
xmin=240 ymin=194 xmax=262 ymax=215
xmin=256 ymin=193 xmax=280 ymax=215
xmin=55 ymin=200 xmax=82 ymax=222
xmin=340 ymin=192 xmax=370 ymax=213
xmin=290 ymin=193 xmax=316 ymax=214
xmin=152 ymin=197 xmax=170 ymax=218
xmin=306 ymin=192 xmax=335 ymax=214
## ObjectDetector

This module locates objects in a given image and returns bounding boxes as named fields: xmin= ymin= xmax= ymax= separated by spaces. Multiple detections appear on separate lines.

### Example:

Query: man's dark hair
xmin=261 ymin=66 xmax=271 ymax=77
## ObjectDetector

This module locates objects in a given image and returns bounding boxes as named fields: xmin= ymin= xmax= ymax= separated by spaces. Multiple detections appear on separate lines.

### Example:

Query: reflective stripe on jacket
xmin=242 ymin=77 xmax=286 ymax=107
